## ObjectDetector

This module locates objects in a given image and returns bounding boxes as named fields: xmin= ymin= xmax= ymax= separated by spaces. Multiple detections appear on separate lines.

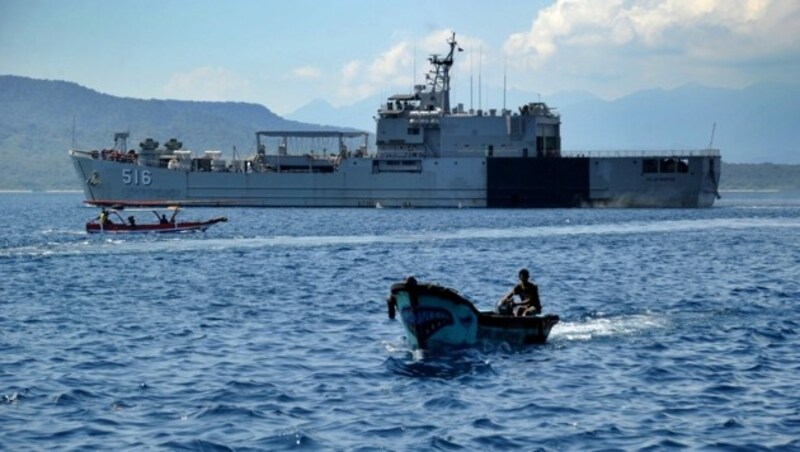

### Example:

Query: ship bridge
xmin=375 ymin=33 xmax=561 ymax=159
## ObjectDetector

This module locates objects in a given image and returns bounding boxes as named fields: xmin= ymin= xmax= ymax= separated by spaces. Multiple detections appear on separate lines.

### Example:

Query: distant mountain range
xmin=0 ymin=74 xmax=798 ymax=191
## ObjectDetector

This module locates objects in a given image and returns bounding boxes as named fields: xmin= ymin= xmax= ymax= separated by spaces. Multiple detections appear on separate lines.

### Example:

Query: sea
xmin=1 ymin=191 xmax=799 ymax=451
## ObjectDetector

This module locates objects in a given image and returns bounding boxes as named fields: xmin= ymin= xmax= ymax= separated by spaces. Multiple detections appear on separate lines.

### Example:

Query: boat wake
xmin=549 ymin=313 xmax=668 ymax=342
xmin=451 ymin=217 xmax=800 ymax=240
xmin=3 ymin=217 xmax=798 ymax=259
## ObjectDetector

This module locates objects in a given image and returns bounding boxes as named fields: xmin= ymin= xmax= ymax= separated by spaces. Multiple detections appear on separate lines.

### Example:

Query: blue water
xmin=2 ymin=192 xmax=800 ymax=450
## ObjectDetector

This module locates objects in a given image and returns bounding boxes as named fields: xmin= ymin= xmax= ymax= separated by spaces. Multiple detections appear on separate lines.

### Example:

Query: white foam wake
xmin=550 ymin=314 xmax=668 ymax=342
xmin=3 ymin=217 xmax=798 ymax=258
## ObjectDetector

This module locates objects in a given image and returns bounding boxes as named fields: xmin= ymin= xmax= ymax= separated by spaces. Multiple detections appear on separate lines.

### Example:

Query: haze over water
xmin=2 ymin=192 xmax=799 ymax=449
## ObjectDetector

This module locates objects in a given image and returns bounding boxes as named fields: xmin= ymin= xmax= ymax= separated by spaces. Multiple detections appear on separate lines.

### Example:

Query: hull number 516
xmin=122 ymin=169 xmax=152 ymax=185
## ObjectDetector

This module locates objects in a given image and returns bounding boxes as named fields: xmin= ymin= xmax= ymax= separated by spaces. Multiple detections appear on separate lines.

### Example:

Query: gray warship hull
xmin=70 ymin=150 xmax=721 ymax=208
xmin=69 ymin=32 xmax=721 ymax=208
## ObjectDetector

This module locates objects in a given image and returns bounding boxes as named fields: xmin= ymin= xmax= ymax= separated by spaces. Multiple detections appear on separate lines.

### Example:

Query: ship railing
xmin=376 ymin=150 xmax=426 ymax=159
xmin=561 ymin=149 xmax=721 ymax=158
xmin=70 ymin=148 xmax=139 ymax=163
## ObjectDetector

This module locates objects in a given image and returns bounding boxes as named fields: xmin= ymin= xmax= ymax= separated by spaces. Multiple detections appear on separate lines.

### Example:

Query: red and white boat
xmin=86 ymin=207 xmax=227 ymax=234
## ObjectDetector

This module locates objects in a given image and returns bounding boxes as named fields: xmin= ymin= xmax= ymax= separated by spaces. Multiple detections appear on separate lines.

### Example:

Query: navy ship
xmin=70 ymin=33 xmax=721 ymax=208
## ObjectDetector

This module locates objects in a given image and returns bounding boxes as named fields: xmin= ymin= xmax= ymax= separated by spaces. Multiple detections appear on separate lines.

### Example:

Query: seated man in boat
xmin=497 ymin=268 xmax=542 ymax=316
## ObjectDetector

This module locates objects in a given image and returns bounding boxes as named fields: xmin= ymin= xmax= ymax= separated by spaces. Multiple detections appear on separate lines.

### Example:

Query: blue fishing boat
xmin=387 ymin=278 xmax=560 ymax=350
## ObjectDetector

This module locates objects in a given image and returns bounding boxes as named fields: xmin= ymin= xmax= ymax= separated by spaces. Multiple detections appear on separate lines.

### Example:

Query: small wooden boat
xmin=86 ymin=207 xmax=227 ymax=234
xmin=387 ymin=278 xmax=559 ymax=350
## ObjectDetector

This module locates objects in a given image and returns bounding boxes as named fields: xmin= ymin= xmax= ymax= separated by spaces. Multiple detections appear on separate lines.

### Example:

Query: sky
xmin=2 ymin=0 xmax=799 ymax=115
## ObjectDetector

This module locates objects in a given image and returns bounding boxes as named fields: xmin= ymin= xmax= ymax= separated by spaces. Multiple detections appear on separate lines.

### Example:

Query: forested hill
xmin=0 ymin=75 xmax=341 ymax=190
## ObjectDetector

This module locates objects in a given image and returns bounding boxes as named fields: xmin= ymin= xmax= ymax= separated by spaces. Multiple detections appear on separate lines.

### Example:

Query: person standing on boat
xmin=98 ymin=208 xmax=111 ymax=226
xmin=498 ymin=268 xmax=542 ymax=316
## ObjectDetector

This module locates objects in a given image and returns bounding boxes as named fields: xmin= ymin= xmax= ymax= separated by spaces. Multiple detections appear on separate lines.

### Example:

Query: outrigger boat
xmin=387 ymin=278 xmax=560 ymax=350
xmin=86 ymin=206 xmax=227 ymax=234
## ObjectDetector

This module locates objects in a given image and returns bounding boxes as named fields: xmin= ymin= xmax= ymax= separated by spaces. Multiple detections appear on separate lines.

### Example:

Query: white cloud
xmin=164 ymin=66 xmax=252 ymax=101
xmin=341 ymin=60 xmax=362 ymax=84
xmin=335 ymin=30 xmax=486 ymax=104
xmin=502 ymin=0 xmax=800 ymax=97
xmin=506 ymin=0 xmax=800 ymax=65
xmin=292 ymin=65 xmax=321 ymax=79
xmin=368 ymin=42 xmax=411 ymax=81
xmin=337 ymin=41 xmax=412 ymax=103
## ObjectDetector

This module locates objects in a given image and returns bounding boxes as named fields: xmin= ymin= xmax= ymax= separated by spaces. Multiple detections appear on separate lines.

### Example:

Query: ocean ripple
xmin=1 ymin=192 xmax=799 ymax=450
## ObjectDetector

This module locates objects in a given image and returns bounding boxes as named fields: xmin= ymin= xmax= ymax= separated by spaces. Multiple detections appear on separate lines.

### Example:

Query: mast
xmin=478 ymin=46 xmax=482 ymax=111
xmin=470 ymin=48 xmax=474 ymax=111
xmin=503 ymin=54 xmax=507 ymax=111
xmin=426 ymin=32 xmax=460 ymax=112
xmin=412 ymin=40 xmax=416 ymax=93
xmin=708 ymin=122 xmax=716 ymax=149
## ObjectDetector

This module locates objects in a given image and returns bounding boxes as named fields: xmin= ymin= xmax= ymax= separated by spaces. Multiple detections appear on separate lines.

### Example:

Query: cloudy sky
xmin=2 ymin=0 xmax=798 ymax=115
